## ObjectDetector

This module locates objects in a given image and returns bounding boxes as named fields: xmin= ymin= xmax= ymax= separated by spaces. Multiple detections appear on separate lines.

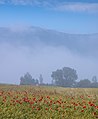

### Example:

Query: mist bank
xmin=0 ymin=26 xmax=98 ymax=84
xmin=0 ymin=26 xmax=98 ymax=56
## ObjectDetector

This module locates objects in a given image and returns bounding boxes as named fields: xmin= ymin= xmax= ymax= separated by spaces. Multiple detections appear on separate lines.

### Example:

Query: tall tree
xmin=77 ymin=79 xmax=91 ymax=88
xmin=51 ymin=67 xmax=78 ymax=87
xmin=92 ymin=76 xmax=97 ymax=83
xmin=39 ymin=74 xmax=43 ymax=85
xmin=20 ymin=72 xmax=36 ymax=85
xmin=91 ymin=76 xmax=98 ymax=88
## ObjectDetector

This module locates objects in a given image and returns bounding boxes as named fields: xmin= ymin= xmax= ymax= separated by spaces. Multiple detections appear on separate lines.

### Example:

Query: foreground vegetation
xmin=0 ymin=85 xmax=98 ymax=119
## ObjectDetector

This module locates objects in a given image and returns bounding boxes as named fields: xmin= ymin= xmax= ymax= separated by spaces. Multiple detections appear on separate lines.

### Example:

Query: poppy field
xmin=0 ymin=85 xmax=98 ymax=119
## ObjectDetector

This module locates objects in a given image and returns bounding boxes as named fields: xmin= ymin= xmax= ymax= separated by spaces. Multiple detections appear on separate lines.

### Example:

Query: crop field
xmin=0 ymin=85 xmax=98 ymax=119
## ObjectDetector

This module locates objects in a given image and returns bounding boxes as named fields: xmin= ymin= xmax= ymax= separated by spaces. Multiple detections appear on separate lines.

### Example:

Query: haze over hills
xmin=0 ymin=26 xmax=98 ymax=57
xmin=0 ymin=26 xmax=98 ymax=84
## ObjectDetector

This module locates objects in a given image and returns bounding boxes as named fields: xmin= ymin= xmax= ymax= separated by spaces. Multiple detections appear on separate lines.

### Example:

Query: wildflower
xmin=83 ymin=106 xmax=86 ymax=108
xmin=81 ymin=110 xmax=84 ymax=112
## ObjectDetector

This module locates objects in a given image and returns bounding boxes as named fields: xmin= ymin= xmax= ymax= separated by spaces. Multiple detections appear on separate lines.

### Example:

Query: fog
xmin=0 ymin=39 xmax=98 ymax=84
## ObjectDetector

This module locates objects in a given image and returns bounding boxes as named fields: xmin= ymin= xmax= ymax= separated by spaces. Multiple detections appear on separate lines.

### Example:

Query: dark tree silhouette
xmin=51 ymin=67 xmax=78 ymax=87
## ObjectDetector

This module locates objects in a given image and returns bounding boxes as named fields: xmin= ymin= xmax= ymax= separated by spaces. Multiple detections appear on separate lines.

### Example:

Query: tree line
xmin=20 ymin=73 xmax=43 ymax=85
xmin=20 ymin=67 xmax=98 ymax=88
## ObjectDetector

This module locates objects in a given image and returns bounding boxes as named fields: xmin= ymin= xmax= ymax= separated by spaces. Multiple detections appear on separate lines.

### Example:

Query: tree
xmin=39 ymin=74 xmax=43 ymax=85
xmin=51 ymin=69 xmax=63 ymax=86
xmin=91 ymin=76 xmax=98 ymax=88
xmin=77 ymin=79 xmax=91 ymax=88
xmin=51 ymin=67 xmax=78 ymax=87
xmin=92 ymin=76 xmax=97 ymax=83
xmin=20 ymin=72 xmax=36 ymax=85
xmin=35 ymin=79 xmax=39 ymax=85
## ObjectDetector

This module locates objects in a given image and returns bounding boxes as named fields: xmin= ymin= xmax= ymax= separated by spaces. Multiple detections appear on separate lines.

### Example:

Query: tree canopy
xmin=20 ymin=72 xmax=39 ymax=85
xmin=51 ymin=67 xmax=78 ymax=87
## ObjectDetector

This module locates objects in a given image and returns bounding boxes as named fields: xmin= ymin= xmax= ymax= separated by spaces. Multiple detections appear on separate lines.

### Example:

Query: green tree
xmin=91 ymin=76 xmax=98 ymax=88
xmin=51 ymin=67 xmax=78 ymax=87
xmin=92 ymin=76 xmax=97 ymax=83
xmin=39 ymin=74 xmax=43 ymax=85
xmin=35 ymin=79 xmax=39 ymax=85
xmin=20 ymin=72 xmax=36 ymax=85
xmin=77 ymin=79 xmax=91 ymax=88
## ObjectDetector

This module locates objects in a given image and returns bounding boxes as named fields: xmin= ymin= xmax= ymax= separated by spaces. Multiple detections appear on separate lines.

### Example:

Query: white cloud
xmin=0 ymin=0 xmax=54 ymax=7
xmin=0 ymin=0 xmax=98 ymax=13
xmin=55 ymin=2 xmax=98 ymax=12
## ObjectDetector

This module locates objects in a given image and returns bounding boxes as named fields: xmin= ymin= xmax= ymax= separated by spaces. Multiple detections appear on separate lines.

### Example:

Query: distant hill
xmin=0 ymin=26 xmax=98 ymax=57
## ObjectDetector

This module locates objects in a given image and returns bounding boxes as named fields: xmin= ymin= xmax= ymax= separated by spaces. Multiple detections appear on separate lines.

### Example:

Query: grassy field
xmin=0 ymin=85 xmax=98 ymax=119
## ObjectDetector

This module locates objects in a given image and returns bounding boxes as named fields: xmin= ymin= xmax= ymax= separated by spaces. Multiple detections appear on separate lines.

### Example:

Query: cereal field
xmin=0 ymin=85 xmax=98 ymax=119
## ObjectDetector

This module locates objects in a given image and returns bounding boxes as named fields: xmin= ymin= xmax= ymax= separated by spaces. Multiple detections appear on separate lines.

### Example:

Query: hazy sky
xmin=0 ymin=0 xmax=98 ymax=84
xmin=0 ymin=0 xmax=98 ymax=33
